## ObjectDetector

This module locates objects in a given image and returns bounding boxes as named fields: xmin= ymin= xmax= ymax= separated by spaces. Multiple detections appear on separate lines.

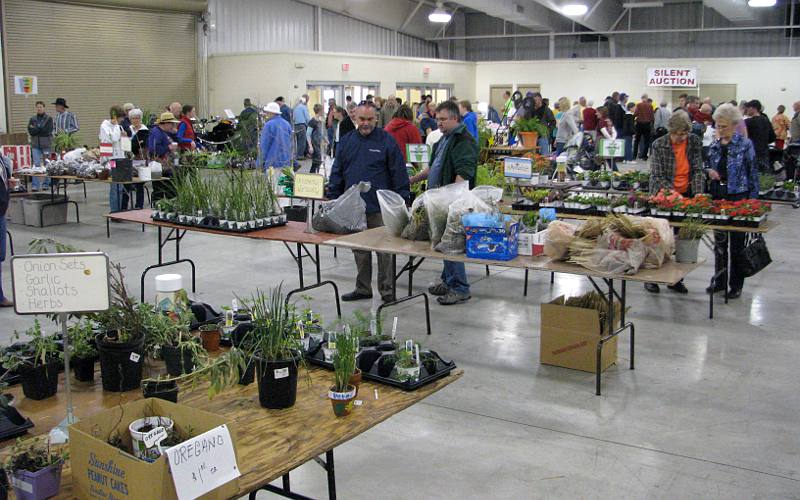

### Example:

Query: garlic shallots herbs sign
xmin=167 ymin=424 xmax=240 ymax=500
xmin=10 ymin=252 xmax=110 ymax=314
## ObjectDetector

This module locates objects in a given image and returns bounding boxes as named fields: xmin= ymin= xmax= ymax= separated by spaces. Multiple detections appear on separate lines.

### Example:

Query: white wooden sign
xmin=10 ymin=252 xmax=110 ymax=315
xmin=646 ymin=67 xmax=698 ymax=88
xmin=503 ymin=157 xmax=533 ymax=179
xmin=167 ymin=424 xmax=240 ymax=500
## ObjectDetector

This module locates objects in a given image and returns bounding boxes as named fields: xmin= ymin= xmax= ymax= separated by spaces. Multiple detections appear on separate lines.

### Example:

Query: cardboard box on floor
xmin=540 ymin=295 xmax=622 ymax=373
xmin=69 ymin=398 xmax=239 ymax=500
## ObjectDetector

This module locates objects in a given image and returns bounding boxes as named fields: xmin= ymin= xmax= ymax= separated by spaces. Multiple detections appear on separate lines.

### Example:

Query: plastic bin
xmin=6 ymin=196 xmax=26 ymax=225
xmin=23 ymin=194 xmax=68 ymax=227
xmin=465 ymin=222 xmax=520 ymax=261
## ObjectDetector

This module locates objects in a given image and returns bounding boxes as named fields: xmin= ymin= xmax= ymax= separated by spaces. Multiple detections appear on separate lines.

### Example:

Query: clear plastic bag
xmin=426 ymin=182 xmax=470 ymax=247
xmin=471 ymin=185 xmax=504 ymax=205
xmin=376 ymin=189 xmax=409 ymax=237
xmin=435 ymin=193 xmax=491 ymax=254
xmin=312 ymin=181 xmax=370 ymax=234
xmin=401 ymin=194 xmax=430 ymax=241
xmin=544 ymin=220 xmax=577 ymax=261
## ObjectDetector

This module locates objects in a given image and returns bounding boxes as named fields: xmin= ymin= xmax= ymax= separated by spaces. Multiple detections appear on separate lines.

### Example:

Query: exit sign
xmin=342 ymin=63 xmax=350 ymax=72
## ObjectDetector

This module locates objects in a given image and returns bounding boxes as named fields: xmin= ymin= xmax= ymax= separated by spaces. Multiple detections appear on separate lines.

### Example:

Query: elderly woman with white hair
xmin=706 ymin=103 xmax=759 ymax=299
xmin=644 ymin=110 xmax=704 ymax=295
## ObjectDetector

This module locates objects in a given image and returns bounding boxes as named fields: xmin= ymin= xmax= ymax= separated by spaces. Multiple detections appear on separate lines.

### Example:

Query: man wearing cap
xmin=258 ymin=102 xmax=293 ymax=172
xmin=148 ymin=112 xmax=180 ymax=161
xmin=328 ymin=101 xmax=410 ymax=303
xmin=53 ymin=98 xmax=79 ymax=135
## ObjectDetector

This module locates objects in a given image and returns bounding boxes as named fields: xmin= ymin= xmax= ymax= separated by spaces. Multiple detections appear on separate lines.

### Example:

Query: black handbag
xmin=741 ymin=233 xmax=771 ymax=277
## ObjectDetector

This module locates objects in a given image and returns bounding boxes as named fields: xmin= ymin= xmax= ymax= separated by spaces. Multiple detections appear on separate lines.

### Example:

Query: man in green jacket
xmin=410 ymin=100 xmax=478 ymax=305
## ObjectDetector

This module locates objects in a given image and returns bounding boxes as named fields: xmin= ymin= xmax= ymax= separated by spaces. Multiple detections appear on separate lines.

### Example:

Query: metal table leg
xmin=140 ymin=227 xmax=196 ymax=302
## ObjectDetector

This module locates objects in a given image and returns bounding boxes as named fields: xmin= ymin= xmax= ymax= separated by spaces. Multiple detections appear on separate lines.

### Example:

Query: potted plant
xmin=598 ymin=170 xmax=612 ymax=189
xmin=329 ymin=331 xmax=358 ymax=417
xmin=611 ymin=172 xmax=625 ymax=190
xmin=0 ymin=320 xmax=63 ymax=401
xmin=146 ymin=308 xmax=205 ymax=377
xmin=53 ymin=131 xmax=78 ymax=156
xmin=91 ymin=263 xmax=150 ymax=392
xmin=394 ymin=346 xmax=420 ymax=383
xmin=241 ymin=286 xmax=304 ymax=409
xmin=510 ymin=117 xmax=548 ymax=149
xmin=128 ymin=416 xmax=175 ymax=462
xmin=4 ymin=438 xmax=66 ymax=500
xmin=675 ymin=218 xmax=708 ymax=263
xmin=198 ymin=324 xmax=221 ymax=352
xmin=758 ymin=173 xmax=776 ymax=197
xmin=68 ymin=319 xmax=98 ymax=383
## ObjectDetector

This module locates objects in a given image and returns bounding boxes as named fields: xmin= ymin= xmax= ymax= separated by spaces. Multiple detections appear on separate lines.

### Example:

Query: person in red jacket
xmin=384 ymin=105 xmax=422 ymax=162
xmin=177 ymin=104 xmax=198 ymax=150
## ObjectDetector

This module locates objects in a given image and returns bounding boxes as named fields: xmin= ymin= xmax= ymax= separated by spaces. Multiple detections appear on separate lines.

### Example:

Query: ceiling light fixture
xmin=562 ymin=3 xmax=589 ymax=16
xmin=747 ymin=0 xmax=775 ymax=6
xmin=429 ymin=2 xmax=452 ymax=23
xmin=621 ymin=1 xmax=664 ymax=7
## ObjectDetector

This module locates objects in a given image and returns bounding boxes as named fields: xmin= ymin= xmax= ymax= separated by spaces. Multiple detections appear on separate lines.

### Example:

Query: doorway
xmin=396 ymin=84 xmax=453 ymax=106
xmin=490 ymin=85 xmax=512 ymax=114
xmin=307 ymin=82 xmax=380 ymax=114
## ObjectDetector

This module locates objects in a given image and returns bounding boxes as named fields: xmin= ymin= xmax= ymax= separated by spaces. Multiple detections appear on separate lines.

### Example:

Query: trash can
xmin=23 ymin=194 xmax=68 ymax=227
xmin=6 ymin=196 xmax=27 ymax=225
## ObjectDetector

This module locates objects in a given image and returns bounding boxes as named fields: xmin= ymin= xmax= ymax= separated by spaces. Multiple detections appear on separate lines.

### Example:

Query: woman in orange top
xmin=771 ymin=105 xmax=791 ymax=150
xmin=645 ymin=110 xmax=704 ymax=294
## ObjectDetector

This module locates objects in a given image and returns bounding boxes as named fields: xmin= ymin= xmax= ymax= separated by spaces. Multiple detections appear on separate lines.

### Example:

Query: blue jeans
xmin=441 ymin=261 xmax=469 ymax=295
xmin=555 ymin=142 xmax=566 ymax=156
xmin=620 ymin=135 xmax=633 ymax=161
xmin=109 ymin=184 xmax=128 ymax=212
xmin=294 ymin=124 xmax=307 ymax=159
xmin=0 ymin=215 xmax=6 ymax=301
xmin=537 ymin=137 xmax=551 ymax=155
xmin=31 ymin=147 xmax=51 ymax=189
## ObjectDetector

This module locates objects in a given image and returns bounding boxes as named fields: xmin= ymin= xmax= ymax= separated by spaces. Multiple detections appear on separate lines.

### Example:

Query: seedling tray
xmin=303 ymin=337 xmax=456 ymax=391
xmin=0 ymin=405 xmax=34 ymax=441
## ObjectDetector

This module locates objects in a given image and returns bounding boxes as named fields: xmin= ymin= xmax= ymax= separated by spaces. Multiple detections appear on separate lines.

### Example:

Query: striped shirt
xmin=54 ymin=111 xmax=79 ymax=134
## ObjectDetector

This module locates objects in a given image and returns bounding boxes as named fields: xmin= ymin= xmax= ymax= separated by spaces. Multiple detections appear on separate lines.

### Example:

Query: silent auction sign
xmin=10 ymin=253 xmax=111 ymax=315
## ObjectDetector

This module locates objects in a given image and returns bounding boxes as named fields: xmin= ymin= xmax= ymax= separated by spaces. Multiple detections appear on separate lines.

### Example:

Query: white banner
xmin=646 ymin=67 xmax=697 ymax=88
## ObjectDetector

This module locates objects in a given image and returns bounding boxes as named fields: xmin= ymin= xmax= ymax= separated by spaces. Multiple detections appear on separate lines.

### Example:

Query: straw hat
xmin=157 ymin=112 xmax=180 ymax=124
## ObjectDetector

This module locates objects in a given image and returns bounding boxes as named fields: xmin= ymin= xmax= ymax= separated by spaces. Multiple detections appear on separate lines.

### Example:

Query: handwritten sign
xmin=14 ymin=75 xmax=38 ymax=95
xmin=597 ymin=139 xmax=625 ymax=158
xmin=406 ymin=144 xmax=430 ymax=163
xmin=293 ymin=173 xmax=325 ymax=199
xmin=167 ymin=424 xmax=240 ymax=500
xmin=503 ymin=157 xmax=533 ymax=179
xmin=10 ymin=252 xmax=110 ymax=315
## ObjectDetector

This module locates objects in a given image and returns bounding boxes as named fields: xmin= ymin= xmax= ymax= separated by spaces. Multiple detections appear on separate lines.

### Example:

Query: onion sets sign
xmin=646 ymin=67 xmax=697 ymax=87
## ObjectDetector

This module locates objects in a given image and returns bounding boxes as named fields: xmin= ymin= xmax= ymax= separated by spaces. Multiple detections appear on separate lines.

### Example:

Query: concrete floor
xmin=1 ymin=176 xmax=799 ymax=499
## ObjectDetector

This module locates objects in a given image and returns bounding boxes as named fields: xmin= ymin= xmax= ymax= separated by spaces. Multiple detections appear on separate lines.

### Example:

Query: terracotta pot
xmin=518 ymin=131 xmax=539 ymax=149
xmin=348 ymin=368 xmax=362 ymax=397
xmin=328 ymin=385 xmax=357 ymax=417
xmin=200 ymin=327 xmax=221 ymax=352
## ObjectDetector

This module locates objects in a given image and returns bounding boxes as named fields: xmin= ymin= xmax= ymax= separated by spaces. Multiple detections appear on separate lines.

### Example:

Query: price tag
xmin=129 ymin=352 xmax=141 ymax=363
xmin=327 ymin=341 xmax=337 ymax=350
xmin=293 ymin=173 xmax=325 ymax=199
xmin=504 ymin=157 xmax=533 ymax=179
xmin=391 ymin=317 xmax=398 ymax=340
xmin=406 ymin=144 xmax=430 ymax=163
xmin=11 ymin=477 xmax=33 ymax=494
xmin=143 ymin=426 xmax=167 ymax=448
xmin=167 ymin=424 xmax=240 ymax=500
xmin=274 ymin=367 xmax=289 ymax=379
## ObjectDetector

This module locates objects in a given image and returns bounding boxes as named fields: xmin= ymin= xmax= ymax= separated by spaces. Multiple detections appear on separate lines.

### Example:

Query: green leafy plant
xmin=0 ymin=320 xmax=63 ymax=371
xmin=53 ymin=131 xmax=78 ymax=153
xmin=677 ymin=218 xmax=709 ymax=240
xmin=599 ymin=171 xmax=613 ymax=182
xmin=395 ymin=348 xmax=418 ymax=369
xmin=476 ymin=162 xmax=504 ymax=188
xmin=758 ymin=173 xmax=775 ymax=191
xmin=141 ymin=348 xmax=246 ymax=399
xmin=68 ymin=319 xmax=98 ymax=360
xmin=510 ymin=117 xmax=548 ymax=138
xmin=332 ymin=331 xmax=358 ymax=392
xmin=4 ymin=437 xmax=67 ymax=475
xmin=239 ymin=285 xmax=301 ymax=362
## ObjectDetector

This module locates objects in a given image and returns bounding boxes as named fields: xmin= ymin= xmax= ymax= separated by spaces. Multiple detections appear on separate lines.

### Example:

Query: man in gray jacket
xmin=27 ymin=101 xmax=53 ymax=191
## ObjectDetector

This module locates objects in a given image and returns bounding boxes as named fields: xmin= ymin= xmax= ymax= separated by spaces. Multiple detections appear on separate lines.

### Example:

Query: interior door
xmin=490 ymin=85 xmax=512 ymax=113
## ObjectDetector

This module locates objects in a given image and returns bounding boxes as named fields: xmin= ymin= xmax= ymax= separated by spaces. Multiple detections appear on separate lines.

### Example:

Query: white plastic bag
xmin=426 ymin=182 xmax=470 ymax=247
xmin=435 ymin=193 xmax=491 ymax=254
xmin=544 ymin=221 xmax=577 ymax=260
xmin=313 ymin=182 xmax=370 ymax=234
xmin=376 ymin=189 xmax=409 ymax=237
xmin=62 ymin=148 xmax=86 ymax=162
xmin=401 ymin=193 xmax=430 ymax=241
xmin=471 ymin=185 xmax=504 ymax=205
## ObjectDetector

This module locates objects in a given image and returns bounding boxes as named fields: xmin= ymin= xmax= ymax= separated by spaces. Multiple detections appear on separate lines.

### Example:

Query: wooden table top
xmin=2 ymin=365 xmax=462 ymax=498
xmin=325 ymin=228 xmax=702 ymax=286
xmin=17 ymin=172 xmax=165 ymax=185
xmin=106 ymin=209 xmax=340 ymax=246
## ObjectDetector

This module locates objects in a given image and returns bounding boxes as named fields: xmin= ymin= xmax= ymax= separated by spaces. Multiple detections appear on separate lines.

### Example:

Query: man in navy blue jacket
xmin=328 ymin=101 xmax=410 ymax=303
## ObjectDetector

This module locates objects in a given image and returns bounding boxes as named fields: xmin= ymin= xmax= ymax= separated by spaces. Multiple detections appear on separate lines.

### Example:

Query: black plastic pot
xmin=162 ymin=345 xmax=196 ymax=377
xmin=0 ymin=467 xmax=7 ymax=500
xmin=284 ymin=205 xmax=308 ymax=223
xmin=73 ymin=356 xmax=97 ymax=382
xmin=142 ymin=380 xmax=179 ymax=403
xmin=96 ymin=333 xmax=145 ymax=392
xmin=255 ymin=353 xmax=300 ymax=409
xmin=238 ymin=358 xmax=256 ymax=386
xmin=377 ymin=356 xmax=396 ymax=378
xmin=18 ymin=361 xmax=61 ymax=400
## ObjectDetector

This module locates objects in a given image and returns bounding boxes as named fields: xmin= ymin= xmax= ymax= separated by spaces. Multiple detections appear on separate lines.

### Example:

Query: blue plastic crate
xmin=464 ymin=222 xmax=520 ymax=261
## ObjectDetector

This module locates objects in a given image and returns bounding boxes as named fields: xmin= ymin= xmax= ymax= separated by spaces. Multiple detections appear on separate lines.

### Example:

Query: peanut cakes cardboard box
xmin=540 ymin=295 xmax=621 ymax=373
xmin=69 ymin=398 xmax=239 ymax=500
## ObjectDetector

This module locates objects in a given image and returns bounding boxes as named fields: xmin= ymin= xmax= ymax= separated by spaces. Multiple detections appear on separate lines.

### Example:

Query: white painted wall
xmin=474 ymin=57 xmax=800 ymax=115
xmin=0 ymin=35 xmax=7 ymax=134
xmin=207 ymin=50 xmax=476 ymax=114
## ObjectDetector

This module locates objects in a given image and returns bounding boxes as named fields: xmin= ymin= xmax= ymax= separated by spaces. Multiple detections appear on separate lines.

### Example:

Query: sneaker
xmin=341 ymin=291 xmax=373 ymax=302
xmin=427 ymin=282 xmax=448 ymax=296
xmin=644 ymin=283 xmax=660 ymax=294
xmin=437 ymin=291 xmax=471 ymax=306
xmin=667 ymin=281 xmax=688 ymax=294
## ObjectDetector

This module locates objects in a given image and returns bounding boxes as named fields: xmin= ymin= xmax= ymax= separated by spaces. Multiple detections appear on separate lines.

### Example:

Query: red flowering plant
xmin=681 ymin=194 xmax=714 ymax=215
xmin=648 ymin=189 xmax=684 ymax=211
xmin=711 ymin=200 xmax=737 ymax=216
xmin=729 ymin=199 xmax=771 ymax=219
